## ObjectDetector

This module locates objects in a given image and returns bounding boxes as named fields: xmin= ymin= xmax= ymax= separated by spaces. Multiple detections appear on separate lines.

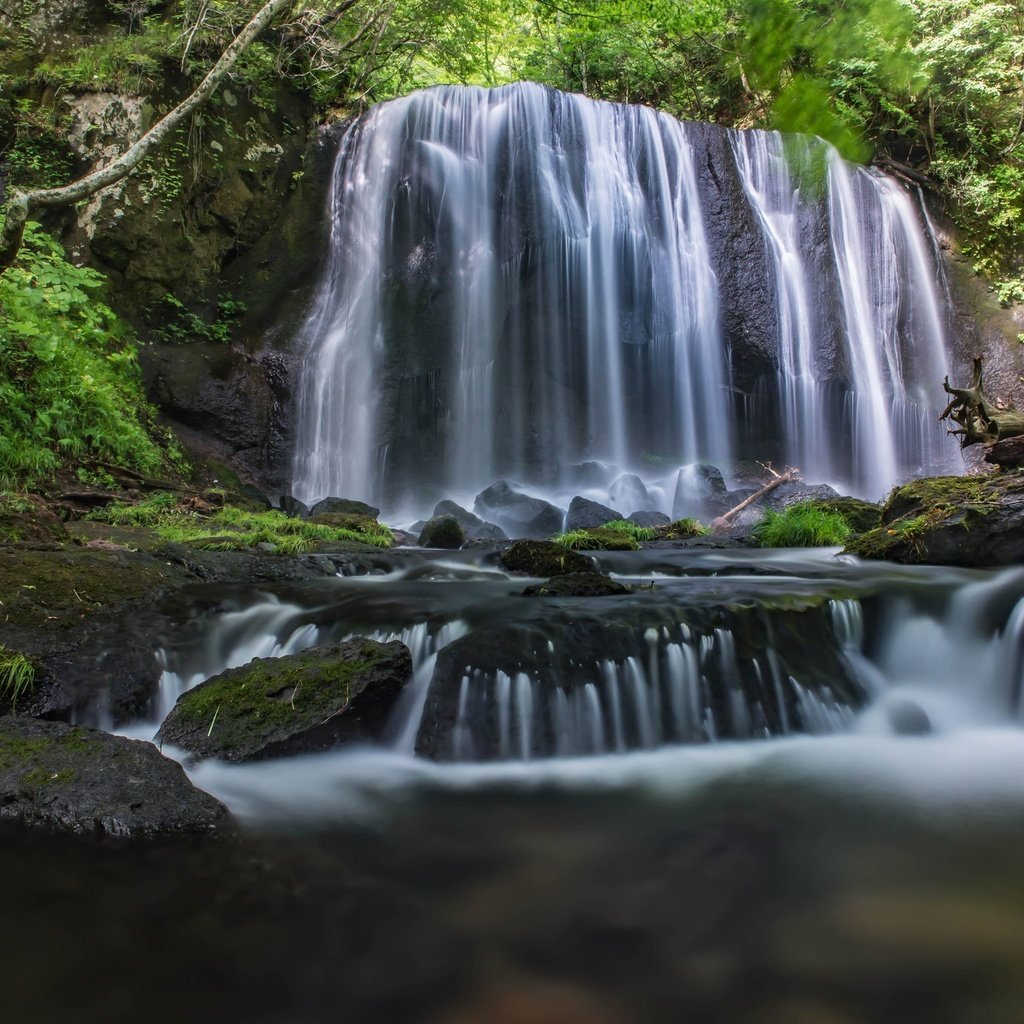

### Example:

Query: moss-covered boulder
xmin=499 ymin=540 xmax=593 ymax=577
xmin=808 ymin=497 xmax=882 ymax=534
xmin=418 ymin=514 xmax=466 ymax=549
xmin=0 ymin=717 xmax=230 ymax=838
xmin=522 ymin=572 xmax=631 ymax=597
xmin=156 ymin=638 xmax=412 ymax=762
xmin=845 ymin=474 xmax=1024 ymax=566
xmin=308 ymin=498 xmax=381 ymax=520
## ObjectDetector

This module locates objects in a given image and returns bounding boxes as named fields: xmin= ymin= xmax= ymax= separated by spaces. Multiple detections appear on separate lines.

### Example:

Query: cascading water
xmin=292 ymin=82 xmax=958 ymax=511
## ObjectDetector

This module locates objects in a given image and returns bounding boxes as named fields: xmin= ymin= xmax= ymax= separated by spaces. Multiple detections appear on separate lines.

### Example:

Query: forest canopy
xmin=1 ymin=0 xmax=1023 ymax=294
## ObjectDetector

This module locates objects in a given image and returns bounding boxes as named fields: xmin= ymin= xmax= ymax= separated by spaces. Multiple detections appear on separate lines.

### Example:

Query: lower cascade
xmin=292 ymin=82 xmax=958 ymax=512
xmin=149 ymin=551 xmax=1024 ymax=768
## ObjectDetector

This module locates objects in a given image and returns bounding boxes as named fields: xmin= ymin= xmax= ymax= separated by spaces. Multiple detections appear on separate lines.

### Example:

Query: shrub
xmin=0 ymin=224 xmax=187 ymax=488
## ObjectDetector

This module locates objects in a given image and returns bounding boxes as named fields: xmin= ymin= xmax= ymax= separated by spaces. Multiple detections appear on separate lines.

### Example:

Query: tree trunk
xmin=0 ymin=0 xmax=301 ymax=271
xmin=712 ymin=466 xmax=800 ymax=530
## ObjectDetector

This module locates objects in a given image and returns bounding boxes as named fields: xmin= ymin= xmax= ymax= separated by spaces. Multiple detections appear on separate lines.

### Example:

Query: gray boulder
xmin=566 ymin=496 xmax=620 ymax=532
xmin=672 ymin=464 xmax=729 ymax=519
xmin=278 ymin=494 xmax=310 ymax=519
xmin=473 ymin=481 xmax=564 ymax=539
xmin=432 ymin=499 xmax=508 ymax=542
xmin=609 ymin=473 xmax=651 ymax=512
xmin=157 ymin=638 xmax=412 ymax=762
xmin=0 ymin=717 xmax=230 ymax=838
xmin=628 ymin=510 xmax=671 ymax=528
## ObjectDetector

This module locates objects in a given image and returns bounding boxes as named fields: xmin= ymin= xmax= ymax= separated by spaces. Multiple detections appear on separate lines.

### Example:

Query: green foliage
xmin=553 ymin=519 xmax=656 ymax=550
xmin=0 ymin=645 xmax=35 ymax=707
xmin=0 ymin=224 xmax=185 ymax=488
xmin=151 ymin=293 xmax=248 ymax=344
xmin=87 ymin=497 xmax=394 ymax=552
xmin=753 ymin=502 xmax=853 ymax=547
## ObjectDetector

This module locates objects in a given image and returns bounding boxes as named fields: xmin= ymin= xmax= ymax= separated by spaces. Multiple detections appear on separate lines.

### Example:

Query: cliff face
xmin=3 ymin=2 xmax=1023 ymax=499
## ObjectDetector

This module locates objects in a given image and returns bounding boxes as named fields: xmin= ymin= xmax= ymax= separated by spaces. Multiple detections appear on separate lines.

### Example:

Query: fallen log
xmin=712 ymin=464 xmax=800 ymax=530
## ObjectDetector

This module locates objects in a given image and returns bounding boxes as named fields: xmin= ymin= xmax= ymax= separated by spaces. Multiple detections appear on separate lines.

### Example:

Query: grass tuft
xmin=0 ymin=646 xmax=36 ymax=707
xmin=753 ymin=502 xmax=852 ymax=547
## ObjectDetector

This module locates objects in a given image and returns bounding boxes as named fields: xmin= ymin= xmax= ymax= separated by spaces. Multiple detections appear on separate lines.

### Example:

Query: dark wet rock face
xmin=672 ymin=464 xmax=729 ymax=519
xmin=415 ymin=596 xmax=866 ymax=761
xmin=846 ymin=474 xmax=1024 ymax=567
xmin=474 ymin=481 xmax=565 ymax=539
xmin=566 ymin=496 xmax=620 ymax=532
xmin=522 ymin=572 xmax=631 ymax=597
xmin=498 ymin=540 xmax=593 ymax=577
xmin=628 ymin=510 xmax=671 ymax=528
xmin=0 ymin=717 xmax=229 ymax=838
xmin=418 ymin=515 xmax=466 ymax=549
xmin=279 ymin=495 xmax=310 ymax=519
xmin=156 ymin=639 xmax=412 ymax=762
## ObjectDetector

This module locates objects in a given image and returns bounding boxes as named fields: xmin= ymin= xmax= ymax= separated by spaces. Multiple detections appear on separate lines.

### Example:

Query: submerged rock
xmin=432 ymin=500 xmax=508 ymax=542
xmin=308 ymin=497 xmax=381 ymax=520
xmin=156 ymin=638 xmax=412 ymax=762
xmin=0 ymin=717 xmax=230 ymax=838
xmin=565 ymin=496 xmax=620 ymax=532
xmin=522 ymin=572 xmax=631 ymax=597
xmin=499 ymin=540 xmax=593 ymax=577
xmin=845 ymin=474 xmax=1024 ymax=567
xmin=418 ymin=514 xmax=466 ymax=549
xmin=473 ymin=481 xmax=564 ymax=539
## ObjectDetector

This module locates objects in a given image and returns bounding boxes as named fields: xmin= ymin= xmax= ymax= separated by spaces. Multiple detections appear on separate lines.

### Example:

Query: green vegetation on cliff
xmin=0 ymin=222 xmax=185 ymax=487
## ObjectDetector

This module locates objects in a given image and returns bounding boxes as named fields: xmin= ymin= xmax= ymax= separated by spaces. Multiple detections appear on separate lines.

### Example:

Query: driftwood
xmin=712 ymin=464 xmax=800 ymax=530
xmin=940 ymin=358 xmax=1024 ymax=447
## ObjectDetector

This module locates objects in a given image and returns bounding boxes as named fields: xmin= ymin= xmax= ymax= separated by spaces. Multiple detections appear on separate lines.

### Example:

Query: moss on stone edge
xmin=844 ymin=474 xmax=1008 ymax=561
xmin=158 ymin=640 xmax=400 ymax=760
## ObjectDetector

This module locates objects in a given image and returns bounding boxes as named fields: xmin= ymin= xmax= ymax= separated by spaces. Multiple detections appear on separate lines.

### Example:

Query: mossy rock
xmin=499 ymin=540 xmax=593 ymax=577
xmin=522 ymin=572 xmax=631 ymax=597
xmin=418 ymin=514 xmax=466 ymax=549
xmin=156 ymin=638 xmax=412 ymax=762
xmin=0 ymin=716 xmax=230 ymax=838
xmin=845 ymin=473 xmax=1024 ymax=566
xmin=308 ymin=498 xmax=381 ymax=520
xmin=658 ymin=518 xmax=708 ymax=540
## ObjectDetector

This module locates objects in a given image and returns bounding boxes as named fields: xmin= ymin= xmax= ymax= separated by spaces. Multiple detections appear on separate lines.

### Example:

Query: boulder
xmin=499 ymin=540 xmax=593 ymax=577
xmin=567 ymin=461 xmax=615 ymax=488
xmin=473 ymin=481 xmax=564 ymax=539
xmin=845 ymin=474 xmax=1024 ymax=567
xmin=609 ymin=473 xmax=651 ymax=513
xmin=672 ymin=464 xmax=729 ymax=519
xmin=628 ymin=510 xmax=671 ymax=528
xmin=418 ymin=515 xmax=466 ymax=549
xmin=432 ymin=500 xmax=508 ymax=542
xmin=565 ymin=496 xmax=620 ymax=532
xmin=522 ymin=572 xmax=631 ymax=597
xmin=278 ymin=495 xmax=310 ymax=519
xmin=762 ymin=481 xmax=842 ymax=511
xmin=156 ymin=638 xmax=412 ymax=762
xmin=308 ymin=497 xmax=381 ymax=520
xmin=0 ymin=717 xmax=230 ymax=838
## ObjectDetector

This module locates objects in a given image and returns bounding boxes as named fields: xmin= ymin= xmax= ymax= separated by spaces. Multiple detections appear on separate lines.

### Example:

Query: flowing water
xmin=292 ymin=84 xmax=958 ymax=513
xmin=7 ymin=549 xmax=1024 ymax=1023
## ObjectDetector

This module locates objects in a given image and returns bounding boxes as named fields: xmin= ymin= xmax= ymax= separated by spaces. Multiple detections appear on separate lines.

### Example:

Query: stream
xmin=5 ymin=547 xmax=1024 ymax=1022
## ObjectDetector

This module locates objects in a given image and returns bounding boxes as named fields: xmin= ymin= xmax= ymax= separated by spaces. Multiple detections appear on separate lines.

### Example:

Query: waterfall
xmin=291 ymin=82 xmax=955 ymax=507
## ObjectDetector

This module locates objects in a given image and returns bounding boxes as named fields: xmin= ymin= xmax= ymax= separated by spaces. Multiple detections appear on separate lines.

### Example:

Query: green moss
xmin=20 ymin=766 xmax=75 ymax=789
xmin=499 ymin=540 xmax=593 ymax=576
xmin=88 ymin=497 xmax=394 ymax=553
xmin=162 ymin=643 xmax=393 ymax=759
xmin=659 ymin=518 xmax=710 ymax=539
xmin=844 ymin=474 xmax=1005 ymax=560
